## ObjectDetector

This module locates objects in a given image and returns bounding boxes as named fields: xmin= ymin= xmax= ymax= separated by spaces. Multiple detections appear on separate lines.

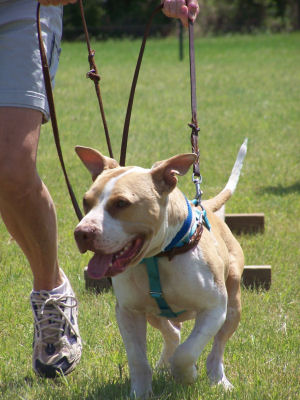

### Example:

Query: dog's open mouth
xmin=87 ymin=237 xmax=144 ymax=279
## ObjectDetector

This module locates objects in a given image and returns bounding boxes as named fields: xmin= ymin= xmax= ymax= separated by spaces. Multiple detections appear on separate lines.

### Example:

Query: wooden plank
xmin=84 ymin=267 xmax=112 ymax=293
xmin=225 ymin=213 xmax=265 ymax=234
xmin=242 ymin=265 xmax=271 ymax=290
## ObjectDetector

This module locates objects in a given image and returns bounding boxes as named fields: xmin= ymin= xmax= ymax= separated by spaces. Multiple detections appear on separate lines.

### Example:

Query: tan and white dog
xmin=74 ymin=140 xmax=247 ymax=399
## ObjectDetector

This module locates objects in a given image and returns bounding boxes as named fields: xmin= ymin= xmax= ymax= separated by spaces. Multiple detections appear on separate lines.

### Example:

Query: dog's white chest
xmin=113 ymin=246 xmax=223 ymax=319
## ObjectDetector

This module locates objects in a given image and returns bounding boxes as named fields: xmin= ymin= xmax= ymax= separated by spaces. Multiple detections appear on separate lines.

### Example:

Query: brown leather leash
xmin=118 ymin=7 xmax=204 ymax=257
xmin=36 ymin=1 xmax=114 ymax=221
xmin=37 ymin=1 xmax=202 ymax=221
xmin=78 ymin=0 xmax=114 ymax=159
xmin=119 ymin=3 xmax=202 ymax=205
xmin=119 ymin=4 xmax=163 ymax=167
xmin=36 ymin=3 xmax=83 ymax=221
xmin=188 ymin=17 xmax=202 ymax=204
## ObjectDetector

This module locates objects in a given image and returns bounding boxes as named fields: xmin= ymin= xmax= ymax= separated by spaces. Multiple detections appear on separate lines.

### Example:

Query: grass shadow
xmin=84 ymin=379 xmax=131 ymax=400
xmin=0 ymin=374 xmax=36 ymax=394
xmin=257 ymin=181 xmax=300 ymax=196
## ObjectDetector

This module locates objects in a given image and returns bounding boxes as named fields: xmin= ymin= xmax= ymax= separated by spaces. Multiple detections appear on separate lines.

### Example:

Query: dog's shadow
xmin=257 ymin=181 xmax=300 ymax=196
xmin=84 ymin=379 xmax=131 ymax=400
xmin=83 ymin=369 xmax=209 ymax=399
xmin=84 ymin=373 xmax=173 ymax=400
xmin=8 ymin=367 xmax=208 ymax=399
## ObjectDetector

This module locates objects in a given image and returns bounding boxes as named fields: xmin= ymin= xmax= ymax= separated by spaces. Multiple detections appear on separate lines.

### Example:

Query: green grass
xmin=0 ymin=32 xmax=299 ymax=399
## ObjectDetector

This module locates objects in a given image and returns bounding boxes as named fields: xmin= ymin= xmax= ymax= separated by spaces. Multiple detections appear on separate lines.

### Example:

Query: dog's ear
xmin=151 ymin=153 xmax=197 ymax=193
xmin=75 ymin=146 xmax=119 ymax=181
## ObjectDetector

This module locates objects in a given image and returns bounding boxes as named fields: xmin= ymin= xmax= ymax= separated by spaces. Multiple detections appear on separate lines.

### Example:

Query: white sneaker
xmin=30 ymin=270 xmax=82 ymax=378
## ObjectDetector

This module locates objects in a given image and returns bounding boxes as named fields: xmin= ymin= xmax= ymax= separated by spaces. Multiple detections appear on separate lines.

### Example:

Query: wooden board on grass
xmin=242 ymin=265 xmax=271 ymax=290
xmin=225 ymin=213 xmax=265 ymax=234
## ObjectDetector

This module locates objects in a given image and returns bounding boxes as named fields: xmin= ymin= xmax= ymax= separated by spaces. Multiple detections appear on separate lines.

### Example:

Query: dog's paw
xmin=207 ymin=363 xmax=234 ymax=390
xmin=206 ymin=355 xmax=234 ymax=390
xmin=130 ymin=385 xmax=152 ymax=400
xmin=208 ymin=375 xmax=234 ymax=391
xmin=218 ymin=376 xmax=234 ymax=391
xmin=171 ymin=363 xmax=197 ymax=384
xmin=130 ymin=390 xmax=152 ymax=399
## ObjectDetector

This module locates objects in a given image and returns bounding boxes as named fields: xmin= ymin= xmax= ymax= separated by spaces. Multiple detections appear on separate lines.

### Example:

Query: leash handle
xmin=78 ymin=0 xmax=114 ymax=159
xmin=36 ymin=3 xmax=83 ymax=221
xmin=120 ymin=4 xmax=163 ymax=166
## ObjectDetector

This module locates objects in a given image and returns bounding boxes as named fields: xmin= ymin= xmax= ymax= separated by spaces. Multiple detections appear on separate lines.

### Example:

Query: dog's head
xmin=74 ymin=146 xmax=196 ymax=279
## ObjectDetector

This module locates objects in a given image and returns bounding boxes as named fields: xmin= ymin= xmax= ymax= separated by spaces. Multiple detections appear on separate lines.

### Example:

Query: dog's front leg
xmin=115 ymin=302 xmax=152 ymax=399
xmin=170 ymin=302 xmax=227 ymax=384
xmin=147 ymin=315 xmax=181 ymax=370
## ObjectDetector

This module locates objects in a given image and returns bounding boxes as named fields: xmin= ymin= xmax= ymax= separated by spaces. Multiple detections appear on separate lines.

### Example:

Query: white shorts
xmin=0 ymin=0 xmax=63 ymax=122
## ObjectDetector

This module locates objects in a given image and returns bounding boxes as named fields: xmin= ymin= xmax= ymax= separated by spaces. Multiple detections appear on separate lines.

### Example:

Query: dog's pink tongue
xmin=87 ymin=253 xmax=112 ymax=280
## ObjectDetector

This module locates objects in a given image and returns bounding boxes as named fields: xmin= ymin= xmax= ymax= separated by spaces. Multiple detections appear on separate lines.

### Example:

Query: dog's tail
xmin=203 ymin=138 xmax=248 ymax=213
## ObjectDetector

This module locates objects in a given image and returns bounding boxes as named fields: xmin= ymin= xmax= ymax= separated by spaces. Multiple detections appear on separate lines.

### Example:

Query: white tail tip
xmin=224 ymin=138 xmax=248 ymax=194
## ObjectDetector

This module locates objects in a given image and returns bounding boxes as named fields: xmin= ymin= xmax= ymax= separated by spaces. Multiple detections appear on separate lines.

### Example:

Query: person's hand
xmin=38 ymin=0 xmax=77 ymax=5
xmin=162 ymin=0 xmax=199 ymax=27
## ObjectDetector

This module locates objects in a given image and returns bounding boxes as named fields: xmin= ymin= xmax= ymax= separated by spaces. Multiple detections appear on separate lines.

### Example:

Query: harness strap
xmin=143 ymin=199 xmax=211 ymax=318
xmin=143 ymin=257 xmax=185 ymax=318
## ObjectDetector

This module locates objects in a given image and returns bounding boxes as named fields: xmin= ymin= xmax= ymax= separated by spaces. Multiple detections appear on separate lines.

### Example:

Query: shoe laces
xmin=32 ymin=292 xmax=79 ymax=345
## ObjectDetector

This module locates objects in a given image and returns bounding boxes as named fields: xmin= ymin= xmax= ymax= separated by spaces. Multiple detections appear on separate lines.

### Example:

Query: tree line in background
xmin=63 ymin=0 xmax=300 ymax=39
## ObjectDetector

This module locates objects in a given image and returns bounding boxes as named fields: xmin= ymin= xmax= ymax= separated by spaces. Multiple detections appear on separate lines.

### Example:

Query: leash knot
xmin=86 ymin=69 xmax=101 ymax=83
xmin=86 ymin=50 xmax=101 ymax=82
xmin=188 ymin=122 xmax=200 ymax=135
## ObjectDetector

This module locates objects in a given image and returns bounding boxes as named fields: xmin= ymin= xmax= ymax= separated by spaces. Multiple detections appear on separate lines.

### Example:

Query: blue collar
xmin=163 ymin=196 xmax=193 ymax=251
xmin=164 ymin=197 xmax=211 ymax=253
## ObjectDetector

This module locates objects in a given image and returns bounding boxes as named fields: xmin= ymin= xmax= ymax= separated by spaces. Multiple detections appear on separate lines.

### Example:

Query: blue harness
xmin=141 ymin=196 xmax=210 ymax=318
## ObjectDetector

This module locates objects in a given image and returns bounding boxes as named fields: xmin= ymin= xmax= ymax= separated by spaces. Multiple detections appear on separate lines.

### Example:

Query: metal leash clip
xmin=192 ymin=173 xmax=203 ymax=206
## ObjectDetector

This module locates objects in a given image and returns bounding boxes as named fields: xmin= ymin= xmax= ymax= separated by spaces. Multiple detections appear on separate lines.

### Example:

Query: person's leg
xmin=0 ymin=107 xmax=62 ymax=291
xmin=0 ymin=2 xmax=81 ymax=378
xmin=0 ymin=107 xmax=82 ymax=377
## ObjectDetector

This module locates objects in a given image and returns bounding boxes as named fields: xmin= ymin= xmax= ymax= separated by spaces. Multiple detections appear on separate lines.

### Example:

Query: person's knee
xmin=0 ymin=145 xmax=38 ymax=198
xmin=0 ymin=108 xmax=41 ymax=197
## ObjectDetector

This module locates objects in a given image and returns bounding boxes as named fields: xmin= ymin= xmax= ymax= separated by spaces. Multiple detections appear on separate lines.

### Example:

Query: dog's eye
xmin=115 ymin=199 xmax=131 ymax=209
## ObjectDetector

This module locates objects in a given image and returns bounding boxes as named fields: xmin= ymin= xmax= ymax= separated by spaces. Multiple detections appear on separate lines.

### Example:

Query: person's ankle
xmin=33 ymin=266 xmax=64 ymax=291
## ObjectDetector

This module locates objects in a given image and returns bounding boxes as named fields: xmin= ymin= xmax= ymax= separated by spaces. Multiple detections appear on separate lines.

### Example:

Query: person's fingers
xmin=162 ymin=0 xmax=199 ymax=27
xmin=162 ymin=0 xmax=186 ymax=19
xmin=187 ymin=0 xmax=200 ymax=23
xmin=179 ymin=5 xmax=189 ymax=27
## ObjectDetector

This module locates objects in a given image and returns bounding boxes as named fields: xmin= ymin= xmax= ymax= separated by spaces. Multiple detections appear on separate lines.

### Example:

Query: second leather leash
xmin=78 ymin=0 xmax=114 ymax=159
xmin=36 ymin=3 xmax=83 ymax=221
xmin=36 ymin=1 xmax=114 ymax=221
xmin=37 ymin=2 xmax=202 ymax=220
xmin=119 ymin=5 xmax=202 ymax=202
xmin=119 ymin=4 xmax=163 ymax=167
xmin=188 ymin=17 xmax=202 ymax=204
